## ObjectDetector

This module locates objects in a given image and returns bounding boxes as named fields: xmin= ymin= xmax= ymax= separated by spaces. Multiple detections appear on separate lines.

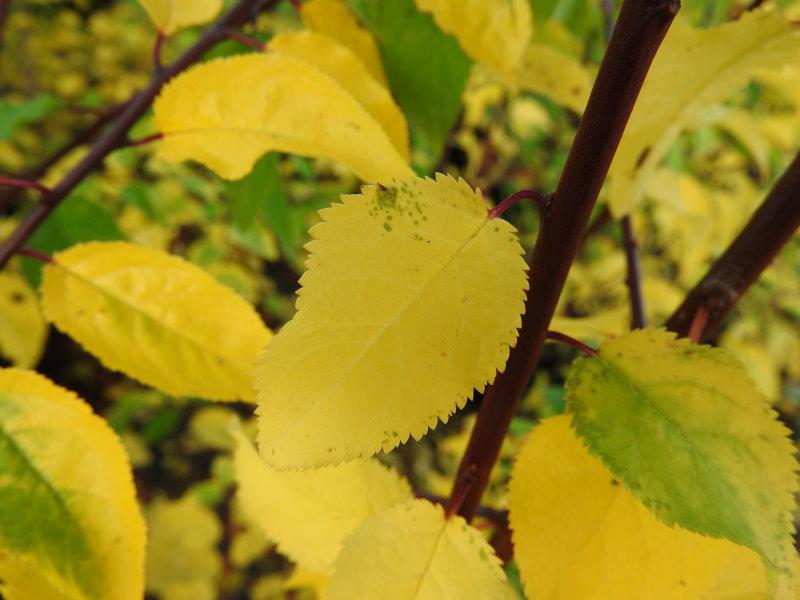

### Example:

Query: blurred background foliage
xmin=3 ymin=0 xmax=800 ymax=598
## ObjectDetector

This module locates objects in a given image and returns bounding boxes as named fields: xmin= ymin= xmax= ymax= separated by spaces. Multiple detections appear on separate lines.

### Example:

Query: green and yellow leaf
xmin=327 ymin=499 xmax=509 ymax=599
xmin=41 ymin=241 xmax=270 ymax=402
xmin=300 ymin=0 xmax=387 ymax=85
xmin=508 ymin=415 xmax=768 ymax=600
xmin=269 ymin=30 xmax=409 ymax=160
xmin=0 ymin=368 xmax=145 ymax=600
xmin=233 ymin=431 xmax=412 ymax=572
xmin=153 ymin=53 xmax=413 ymax=181
xmin=608 ymin=6 xmax=800 ymax=216
xmin=136 ymin=0 xmax=221 ymax=35
xmin=565 ymin=328 xmax=799 ymax=595
xmin=414 ymin=0 xmax=532 ymax=83
xmin=256 ymin=174 xmax=528 ymax=468
xmin=0 ymin=271 xmax=47 ymax=368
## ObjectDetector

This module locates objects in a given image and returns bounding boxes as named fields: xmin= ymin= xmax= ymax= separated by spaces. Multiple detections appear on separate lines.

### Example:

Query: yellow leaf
xmin=145 ymin=495 xmax=222 ymax=600
xmin=508 ymin=415 xmax=767 ymax=600
xmin=0 ymin=368 xmax=145 ymax=600
xmin=256 ymin=174 xmax=528 ymax=468
xmin=233 ymin=431 xmax=412 ymax=572
xmin=608 ymin=6 xmax=800 ymax=216
xmin=0 ymin=271 xmax=47 ymax=368
xmin=269 ymin=30 xmax=409 ymax=160
xmin=41 ymin=241 xmax=270 ymax=402
xmin=518 ymin=42 xmax=591 ymax=113
xmin=136 ymin=0 xmax=222 ymax=35
xmin=566 ymin=328 xmax=799 ymax=596
xmin=153 ymin=53 xmax=413 ymax=181
xmin=415 ymin=0 xmax=531 ymax=83
xmin=300 ymin=0 xmax=387 ymax=85
xmin=327 ymin=499 xmax=509 ymax=599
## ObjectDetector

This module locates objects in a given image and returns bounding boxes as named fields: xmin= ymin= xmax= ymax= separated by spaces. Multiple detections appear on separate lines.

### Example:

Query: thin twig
xmin=545 ymin=330 xmax=598 ymax=357
xmin=125 ymin=132 xmax=164 ymax=147
xmin=16 ymin=247 xmax=52 ymax=263
xmin=687 ymin=306 xmax=708 ymax=343
xmin=416 ymin=492 xmax=508 ymax=526
xmin=0 ymin=102 xmax=127 ymax=211
xmin=0 ymin=177 xmax=50 ymax=195
xmin=0 ymin=0 xmax=280 ymax=270
xmin=488 ymin=189 xmax=550 ymax=219
xmin=225 ymin=29 xmax=266 ymax=51
xmin=447 ymin=0 xmax=680 ymax=522
xmin=445 ymin=464 xmax=477 ymax=519
xmin=621 ymin=215 xmax=647 ymax=328
xmin=666 ymin=149 xmax=800 ymax=337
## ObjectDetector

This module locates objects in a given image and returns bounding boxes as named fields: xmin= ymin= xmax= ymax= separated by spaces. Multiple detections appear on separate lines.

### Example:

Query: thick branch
xmin=665 ymin=149 xmax=800 ymax=337
xmin=448 ymin=0 xmax=679 ymax=521
xmin=621 ymin=215 xmax=647 ymax=328
xmin=0 ymin=0 xmax=276 ymax=269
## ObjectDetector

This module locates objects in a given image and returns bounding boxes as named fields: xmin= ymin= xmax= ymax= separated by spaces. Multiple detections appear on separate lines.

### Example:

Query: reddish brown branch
xmin=0 ymin=0 xmax=279 ymax=269
xmin=17 ymin=247 xmax=52 ymax=263
xmin=621 ymin=215 xmax=647 ymax=328
xmin=125 ymin=132 xmax=164 ymax=147
xmin=153 ymin=32 xmax=167 ymax=70
xmin=665 ymin=149 xmax=800 ymax=337
xmin=448 ymin=0 xmax=680 ymax=521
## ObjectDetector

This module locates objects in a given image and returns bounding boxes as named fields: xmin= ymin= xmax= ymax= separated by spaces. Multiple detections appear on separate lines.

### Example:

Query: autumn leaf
xmin=565 ymin=328 xmax=799 ymax=596
xmin=0 ymin=271 xmax=47 ymax=368
xmin=41 ymin=241 xmax=271 ymax=402
xmin=414 ymin=0 xmax=532 ymax=83
xmin=300 ymin=0 xmax=387 ymax=85
xmin=153 ymin=53 xmax=413 ymax=181
xmin=509 ymin=415 xmax=768 ymax=599
xmin=135 ymin=0 xmax=221 ymax=35
xmin=233 ymin=431 xmax=412 ymax=572
xmin=327 ymin=499 xmax=510 ymax=599
xmin=256 ymin=174 xmax=528 ymax=468
xmin=0 ymin=369 xmax=145 ymax=600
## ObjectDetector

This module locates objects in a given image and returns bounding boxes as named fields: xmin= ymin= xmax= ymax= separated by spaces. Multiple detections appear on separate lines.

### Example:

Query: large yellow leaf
xmin=518 ymin=43 xmax=591 ymax=114
xmin=256 ymin=174 xmax=528 ymax=468
xmin=327 ymin=499 xmax=509 ymax=599
xmin=136 ymin=0 xmax=221 ymax=35
xmin=153 ymin=53 xmax=413 ymax=181
xmin=565 ymin=328 xmax=799 ymax=596
xmin=300 ymin=0 xmax=387 ymax=85
xmin=41 ymin=241 xmax=270 ymax=402
xmin=508 ymin=415 xmax=767 ymax=600
xmin=233 ymin=431 xmax=412 ymax=572
xmin=269 ymin=31 xmax=409 ymax=160
xmin=0 ymin=368 xmax=145 ymax=600
xmin=414 ymin=0 xmax=532 ymax=83
xmin=608 ymin=6 xmax=800 ymax=216
xmin=0 ymin=271 xmax=47 ymax=368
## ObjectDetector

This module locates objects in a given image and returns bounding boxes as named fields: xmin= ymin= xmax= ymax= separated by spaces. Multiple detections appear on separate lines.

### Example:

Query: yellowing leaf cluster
xmin=609 ymin=6 xmax=800 ymax=216
xmin=256 ymin=174 xmax=528 ymax=468
xmin=0 ymin=369 xmax=145 ymax=600
xmin=41 ymin=241 xmax=271 ymax=402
